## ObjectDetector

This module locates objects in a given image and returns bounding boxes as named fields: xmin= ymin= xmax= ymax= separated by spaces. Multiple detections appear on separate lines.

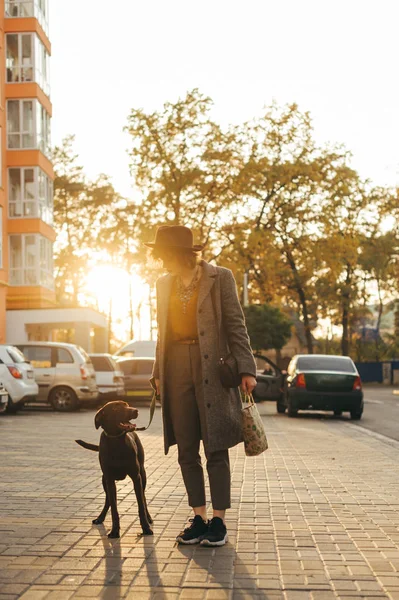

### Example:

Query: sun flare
xmin=85 ymin=265 xmax=152 ymax=346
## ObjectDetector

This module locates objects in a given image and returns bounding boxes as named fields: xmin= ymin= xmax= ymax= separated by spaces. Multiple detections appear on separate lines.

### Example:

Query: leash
xmin=135 ymin=386 xmax=159 ymax=432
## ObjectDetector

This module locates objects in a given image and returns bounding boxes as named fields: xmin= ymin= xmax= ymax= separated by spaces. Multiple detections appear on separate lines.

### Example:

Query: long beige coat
xmin=153 ymin=260 xmax=257 ymax=455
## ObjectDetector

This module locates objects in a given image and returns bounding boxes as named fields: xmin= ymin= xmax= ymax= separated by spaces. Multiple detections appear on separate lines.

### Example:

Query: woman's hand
xmin=241 ymin=374 xmax=257 ymax=395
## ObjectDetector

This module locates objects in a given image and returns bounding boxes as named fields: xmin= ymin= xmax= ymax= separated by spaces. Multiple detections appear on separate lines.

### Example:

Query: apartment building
xmin=0 ymin=0 xmax=54 ymax=343
xmin=0 ymin=1 xmax=108 ymax=351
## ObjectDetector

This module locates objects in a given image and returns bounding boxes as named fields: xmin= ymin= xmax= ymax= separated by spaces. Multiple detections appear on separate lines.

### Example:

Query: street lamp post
xmin=243 ymin=271 xmax=249 ymax=307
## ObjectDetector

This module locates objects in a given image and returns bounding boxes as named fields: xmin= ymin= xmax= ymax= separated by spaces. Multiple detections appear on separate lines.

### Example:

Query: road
xmin=356 ymin=385 xmax=399 ymax=442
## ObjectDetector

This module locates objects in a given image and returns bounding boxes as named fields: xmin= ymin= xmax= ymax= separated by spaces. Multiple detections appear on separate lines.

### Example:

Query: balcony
xmin=5 ymin=0 xmax=49 ymax=36
xmin=9 ymin=233 xmax=54 ymax=289
xmin=6 ymin=32 xmax=50 ymax=97
xmin=7 ymin=98 xmax=51 ymax=157
xmin=8 ymin=166 xmax=53 ymax=225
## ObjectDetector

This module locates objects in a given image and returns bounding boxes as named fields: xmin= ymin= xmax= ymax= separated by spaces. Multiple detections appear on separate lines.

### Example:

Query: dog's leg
xmin=140 ymin=465 xmax=153 ymax=525
xmin=135 ymin=436 xmax=153 ymax=524
xmin=105 ymin=477 xmax=120 ymax=538
xmin=92 ymin=475 xmax=110 ymax=525
xmin=130 ymin=472 xmax=153 ymax=535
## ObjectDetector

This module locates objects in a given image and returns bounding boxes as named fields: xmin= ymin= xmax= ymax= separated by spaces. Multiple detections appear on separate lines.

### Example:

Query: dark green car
xmin=278 ymin=354 xmax=364 ymax=419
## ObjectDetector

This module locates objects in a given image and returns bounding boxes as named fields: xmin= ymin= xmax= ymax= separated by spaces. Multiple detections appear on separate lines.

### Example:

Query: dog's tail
xmin=75 ymin=439 xmax=99 ymax=452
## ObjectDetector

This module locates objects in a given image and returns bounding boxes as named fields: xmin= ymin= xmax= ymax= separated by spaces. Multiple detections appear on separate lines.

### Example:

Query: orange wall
xmin=0 ymin=3 xmax=6 ymax=339
xmin=3 ymin=10 xmax=55 ymax=313
xmin=5 ymin=83 xmax=52 ymax=116
xmin=4 ymin=17 xmax=51 ymax=53
xmin=7 ymin=285 xmax=56 ymax=309
xmin=7 ymin=218 xmax=56 ymax=242
xmin=0 ymin=9 xmax=8 ymax=298
xmin=6 ymin=149 xmax=54 ymax=180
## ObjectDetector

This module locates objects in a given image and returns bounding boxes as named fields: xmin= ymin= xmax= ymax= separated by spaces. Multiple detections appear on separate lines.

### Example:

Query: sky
xmin=51 ymin=0 xmax=399 ymax=198
xmin=49 ymin=0 xmax=399 ymax=343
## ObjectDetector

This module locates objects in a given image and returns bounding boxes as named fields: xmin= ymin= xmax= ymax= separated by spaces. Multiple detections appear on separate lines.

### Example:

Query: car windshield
xmin=90 ymin=356 xmax=113 ymax=372
xmin=6 ymin=346 xmax=26 ymax=364
xmin=297 ymin=356 xmax=356 ymax=373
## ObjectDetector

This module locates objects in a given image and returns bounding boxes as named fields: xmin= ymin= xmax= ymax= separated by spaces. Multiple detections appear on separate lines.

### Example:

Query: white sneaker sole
xmin=176 ymin=535 xmax=204 ymax=545
xmin=200 ymin=533 xmax=228 ymax=547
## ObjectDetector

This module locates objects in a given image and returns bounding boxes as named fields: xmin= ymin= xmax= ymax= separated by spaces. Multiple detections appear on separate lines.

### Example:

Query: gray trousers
xmin=165 ymin=342 xmax=231 ymax=510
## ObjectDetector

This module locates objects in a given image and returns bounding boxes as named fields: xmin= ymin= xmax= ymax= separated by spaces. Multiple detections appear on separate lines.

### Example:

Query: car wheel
xmin=287 ymin=397 xmax=298 ymax=417
xmin=350 ymin=410 xmax=363 ymax=420
xmin=334 ymin=410 xmax=342 ymax=416
xmin=252 ymin=389 xmax=262 ymax=403
xmin=277 ymin=395 xmax=286 ymax=413
xmin=50 ymin=387 xmax=79 ymax=412
xmin=6 ymin=397 xmax=22 ymax=414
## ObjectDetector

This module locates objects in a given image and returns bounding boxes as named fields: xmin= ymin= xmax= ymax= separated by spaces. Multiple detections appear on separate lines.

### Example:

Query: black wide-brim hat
xmin=144 ymin=225 xmax=205 ymax=252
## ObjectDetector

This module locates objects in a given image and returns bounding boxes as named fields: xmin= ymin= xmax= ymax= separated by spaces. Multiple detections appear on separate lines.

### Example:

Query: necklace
xmin=177 ymin=266 xmax=200 ymax=314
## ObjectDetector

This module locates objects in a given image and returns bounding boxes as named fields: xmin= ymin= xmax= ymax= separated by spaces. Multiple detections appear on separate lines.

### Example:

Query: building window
xmin=5 ymin=1 xmax=49 ymax=35
xmin=7 ymin=99 xmax=50 ymax=155
xmin=9 ymin=167 xmax=53 ymax=224
xmin=9 ymin=233 xmax=53 ymax=288
xmin=6 ymin=33 xmax=50 ymax=95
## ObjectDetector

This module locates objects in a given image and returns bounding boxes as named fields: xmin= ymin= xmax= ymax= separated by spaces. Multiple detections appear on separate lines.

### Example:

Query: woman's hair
xmin=150 ymin=247 xmax=201 ymax=270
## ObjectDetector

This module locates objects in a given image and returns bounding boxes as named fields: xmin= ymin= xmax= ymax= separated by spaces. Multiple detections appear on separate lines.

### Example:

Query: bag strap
xmin=243 ymin=392 xmax=255 ymax=405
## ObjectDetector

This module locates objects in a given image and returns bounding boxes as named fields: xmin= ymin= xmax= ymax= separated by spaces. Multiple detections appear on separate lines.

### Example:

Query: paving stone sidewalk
xmin=1 ymin=402 xmax=399 ymax=600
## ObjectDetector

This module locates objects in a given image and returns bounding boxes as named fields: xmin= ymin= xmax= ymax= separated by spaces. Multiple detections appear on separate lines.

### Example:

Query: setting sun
xmin=85 ymin=265 xmax=152 ymax=347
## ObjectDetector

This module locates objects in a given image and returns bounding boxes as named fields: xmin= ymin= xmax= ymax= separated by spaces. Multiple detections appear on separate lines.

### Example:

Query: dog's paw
xmin=108 ymin=530 xmax=120 ymax=539
xmin=142 ymin=527 xmax=154 ymax=536
xmin=92 ymin=518 xmax=104 ymax=525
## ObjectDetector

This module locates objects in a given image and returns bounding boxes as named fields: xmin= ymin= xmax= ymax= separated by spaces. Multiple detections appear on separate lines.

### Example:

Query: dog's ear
xmin=94 ymin=408 xmax=104 ymax=430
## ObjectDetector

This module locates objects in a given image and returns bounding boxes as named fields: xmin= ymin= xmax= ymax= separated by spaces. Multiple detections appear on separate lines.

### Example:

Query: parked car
xmin=116 ymin=357 xmax=154 ymax=401
xmin=253 ymin=354 xmax=285 ymax=402
xmin=114 ymin=340 xmax=156 ymax=359
xmin=0 ymin=345 xmax=38 ymax=413
xmin=89 ymin=354 xmax=125 ymax=402
xmin=278 ymin=354 xmax=364 ymax=419
xmin=0 ymin=383 xmax=9 ymax=414
xmin=16 ymin=342 xmax=98 ymax=411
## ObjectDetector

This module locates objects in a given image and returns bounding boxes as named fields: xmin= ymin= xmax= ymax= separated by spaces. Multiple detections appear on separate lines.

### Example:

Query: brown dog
xmin=76 ymin=401 xmax=153 ymax=538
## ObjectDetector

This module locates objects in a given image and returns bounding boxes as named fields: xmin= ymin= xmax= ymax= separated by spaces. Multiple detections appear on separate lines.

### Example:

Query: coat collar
xmin=197 ymin=260 xmax=218 ymax=308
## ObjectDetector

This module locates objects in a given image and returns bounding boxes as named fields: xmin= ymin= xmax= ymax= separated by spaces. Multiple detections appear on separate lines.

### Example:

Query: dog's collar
xmin=103 ymin=430 xmax=127 ymax=439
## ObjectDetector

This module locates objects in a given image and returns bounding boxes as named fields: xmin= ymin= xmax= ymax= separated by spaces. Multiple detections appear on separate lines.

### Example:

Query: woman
xmin=145 ymin=225 xmax=257 ymax=547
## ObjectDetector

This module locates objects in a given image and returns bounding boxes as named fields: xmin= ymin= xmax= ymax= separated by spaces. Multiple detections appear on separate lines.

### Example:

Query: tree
xmin=317 ymin=184 xmax=393 ymax=356
xmin=125 ymin=89 xmax=239 ymax=257
xmin=53 ymin=136 xmax=122 ymax=305
xmin=243 ymin=304 xmax=292 ymax=352
xmin=223 ymin=103 xmax=354 ymax=353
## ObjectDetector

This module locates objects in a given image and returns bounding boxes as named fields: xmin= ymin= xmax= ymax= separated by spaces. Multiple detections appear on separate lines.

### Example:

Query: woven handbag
xmin=242 ymin=393 xmax=269 ymax=456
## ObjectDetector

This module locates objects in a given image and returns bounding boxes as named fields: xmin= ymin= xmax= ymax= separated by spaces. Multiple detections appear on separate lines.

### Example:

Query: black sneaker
xmin=200 ymin=517 xmax=228 ymax=547
xmin=176 ymin=515 xmax=208 ymax=545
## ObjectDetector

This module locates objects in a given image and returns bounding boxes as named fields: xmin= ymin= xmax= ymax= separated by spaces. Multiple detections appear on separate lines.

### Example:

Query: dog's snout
xmin=129 ymin=407 xmax=139 ymax=419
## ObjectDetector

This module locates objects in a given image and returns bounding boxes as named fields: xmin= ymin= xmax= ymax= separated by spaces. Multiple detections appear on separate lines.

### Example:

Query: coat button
xmin=205 ymin=379 xmax=209 ymax=384
xmin=207 ymin=403 xmax=211 ymax=408
xmin=204 ymin=354 xmax=208 ymax=359
xmin=200 ymin=331 xmax=204 ymax=336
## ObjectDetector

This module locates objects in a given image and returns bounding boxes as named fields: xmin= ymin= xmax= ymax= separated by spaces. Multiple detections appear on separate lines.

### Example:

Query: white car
xmin=89 ymin=354 xmax=125 ymax=402
xmin=0 ymin=383 xmax=9 ymax=414
xmin=0 ymin=345 xmax=38 ymax=413
xmin=16 ymin=342 xmax=98 ymax=411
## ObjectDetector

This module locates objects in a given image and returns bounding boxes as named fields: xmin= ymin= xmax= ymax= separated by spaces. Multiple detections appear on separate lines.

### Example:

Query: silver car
xmin=16 ymin=342 xmax=98 ymax=411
